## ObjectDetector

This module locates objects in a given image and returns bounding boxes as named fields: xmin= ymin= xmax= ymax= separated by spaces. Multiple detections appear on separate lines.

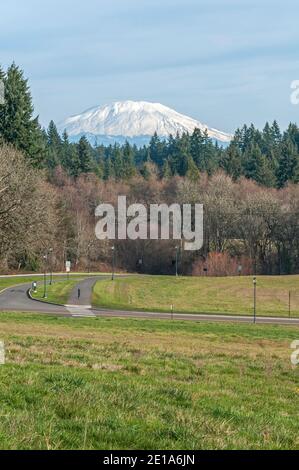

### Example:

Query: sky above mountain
xmin=1 ymin=0 xmax=299 ymax=132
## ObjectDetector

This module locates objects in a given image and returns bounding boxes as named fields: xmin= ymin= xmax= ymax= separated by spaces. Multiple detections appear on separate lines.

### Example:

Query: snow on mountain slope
xmin=58 ymin=100 xmax=231 ymax=146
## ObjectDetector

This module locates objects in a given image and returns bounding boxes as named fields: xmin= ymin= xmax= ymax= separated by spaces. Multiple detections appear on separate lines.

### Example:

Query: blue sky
xmin=1 ymin=0 xmax=299 ymax=132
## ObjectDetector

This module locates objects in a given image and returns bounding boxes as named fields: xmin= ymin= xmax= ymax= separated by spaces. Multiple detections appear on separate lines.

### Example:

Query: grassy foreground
xmin=92 ymin=275 xmax=299 ymax=317
xmin=0 ymin=311 xmax=298 ymax=449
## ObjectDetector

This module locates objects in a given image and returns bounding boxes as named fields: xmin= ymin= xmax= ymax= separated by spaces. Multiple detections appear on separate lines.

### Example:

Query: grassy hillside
xmin=0 ymin=311 xmax=298 ymax=449
xmin=92 ymin=275 xmax=299 ymax=317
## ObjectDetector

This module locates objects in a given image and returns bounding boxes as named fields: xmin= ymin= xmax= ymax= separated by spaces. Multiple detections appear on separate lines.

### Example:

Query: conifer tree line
xmin=38 ymin=120 xmax=299 ymax=189
xmin=0 ymin=63 xmax=299 ymax=275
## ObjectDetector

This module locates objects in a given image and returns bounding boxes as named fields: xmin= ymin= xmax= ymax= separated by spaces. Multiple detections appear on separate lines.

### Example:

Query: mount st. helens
xmin=58 ymin=100 xmax=232 ymax=147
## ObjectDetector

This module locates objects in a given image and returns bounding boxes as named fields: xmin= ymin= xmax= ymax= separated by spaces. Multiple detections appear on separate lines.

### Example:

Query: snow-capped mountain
xmin=58 ymin=100 xmax=231 ymax=147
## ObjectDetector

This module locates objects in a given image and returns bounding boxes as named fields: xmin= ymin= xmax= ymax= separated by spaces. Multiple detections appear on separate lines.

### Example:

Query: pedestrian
xmin=78 ymin=288 xmax=81 ymax=299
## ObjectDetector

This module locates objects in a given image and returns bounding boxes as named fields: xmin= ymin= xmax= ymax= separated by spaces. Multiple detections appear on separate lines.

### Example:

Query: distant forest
xmin=0 ymin=63 xmax=298 ymax=275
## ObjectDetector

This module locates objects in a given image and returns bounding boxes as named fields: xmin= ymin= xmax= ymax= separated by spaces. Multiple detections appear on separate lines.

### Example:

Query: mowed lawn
xmin=0 ymin=312 xmax=298 ymax=449
xmin=0 ymin=274 xmax=96 ymax=306
xmin=0 ymin=275 xmax=88 ymax=296
xmin=31 ymin=279 xmax=83 ymax=305
xmin=0 ymin=276 xmax=48 ymax=292
xmin=92 ymin=275 xmax=299 ymax=317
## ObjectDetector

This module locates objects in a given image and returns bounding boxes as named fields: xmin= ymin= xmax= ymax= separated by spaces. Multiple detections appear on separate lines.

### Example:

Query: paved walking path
xmin=0 ymin=281 xmax=68 ymax=314
xmin=0 ymin=274 xmax=299 ymax=325
xmin=67 ymin=276 xmax=103 ymax=307
xmin=65 ymin=276 xmax=109 ymax=317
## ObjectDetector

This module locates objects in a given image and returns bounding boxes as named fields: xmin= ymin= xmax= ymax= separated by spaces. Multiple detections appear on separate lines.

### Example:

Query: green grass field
xmin=0 ymin=274 xmax=90 ymax=295
xmin=0 ymin=276 xmax=48 ymax=292
xmin=92 ymin=275 xmax=299 ymax=317
xmin=31 ymin=279 xmax=83 ymax=305
xmin=0 ymin=311 xmax=298 ymax=449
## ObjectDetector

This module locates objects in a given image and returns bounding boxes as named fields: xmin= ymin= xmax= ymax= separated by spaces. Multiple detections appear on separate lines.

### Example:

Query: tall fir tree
xmin=77 ymin=136 xmax=94 ymax=173
xmin=0 ymin=63 xmax=45 ymax=167
xmin=112 ymin=145 xmax=124 ymax=180
xmin=149 ymin=132 xmax=165 ymax=167
xmin=104 ymin=156 xmax=114 ymax=180
xmin=190 ymin=128 xmax=205 ymax=167
xmin=162 ymin=159 xmax=172 ymax=179
xmin=276 ymin=138 xmax=299 ymax=188
xmin=122 ymin=141 xmax=136 ymax=179
xmin=185 ymin=155 xmax=200 ymax=181
xmin=243 ymin=144 xmax=276 ymax=187
xmin=46 ymin=120 xmax=62 ymax=170
xmin=220 ymin=145 xmax=242 ymax=181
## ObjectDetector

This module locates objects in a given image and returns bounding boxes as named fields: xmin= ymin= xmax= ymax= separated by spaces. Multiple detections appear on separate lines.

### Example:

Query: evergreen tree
xmin=0 ymin=63 xmax=45 ymax=167
xmin=276 ymin=138 xmax=299 ymax=188
xmin=46 ymin=120 xmax=62 ymax=170
xmin=68 ymin=145 xmax=81 ymax=178
xmin=47 ymin=120 xmax=62 ymax=151
xmin=243 ymin=144 xmax=275 ymax=186
xmin=168 ymin=132 xmax=191 ymax=175
xmin=271 ymin=120 xmax=282 ymax=146
xmin=77 ymin=136 xmax=94 ymax=173
xmin=59 ymin=131 xmax=80 ymax=177
xmin=200 ymin=130 xmax=217 ymax=174
xmin=186 ymin=155 xmax=200 ymax=181
xmin=104 ymin=156 xmax=114 ymax=180
xmin=112 ymin=145 xmax=124 ymax=180
xmin=60 ymin=130 xmax=70 ymax=168
xmin=149 ymin=132 xmax=165 ymax=167
xmin=140 ymin=161 xmax=151 ymax=180
xmin=190 ymin=128 xmax=205 ymax=167
xmin=122 ymin=141 xmax=136 ymax=179
xmin=232 ymin=127 xmax=244 ymax=151
xmin=162 ymin=159 xmax=172 ymax=179
xmin=285 ymin=123 xmax=299 ymax=151
xmin=220 ymin=145 xmax=242 ymax=180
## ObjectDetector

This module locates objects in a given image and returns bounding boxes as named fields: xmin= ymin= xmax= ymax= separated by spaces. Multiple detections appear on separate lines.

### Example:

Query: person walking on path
xmin=78 ymin=288 xmax=81 ymax=300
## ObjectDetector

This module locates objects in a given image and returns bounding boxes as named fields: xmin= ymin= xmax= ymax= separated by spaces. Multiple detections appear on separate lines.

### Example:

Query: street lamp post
xmin=175 ymin=246 xmax=179 ymax=277
xmin=87 ymin=242 xmax=91 ymax=274
xmin=49 ymin=248 xmax=53 ymax=285
xmin=253 ymin=277 xmax=257 ymax=324
xmin=111 ymin=245 xmax=115 ymax=281
xmin=43 ymin=254 xmax=48 ymax=299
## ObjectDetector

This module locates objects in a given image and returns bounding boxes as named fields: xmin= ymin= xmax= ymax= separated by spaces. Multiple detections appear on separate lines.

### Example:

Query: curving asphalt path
xmin=0 ymin=281 xmax=67 ymax=314
xmin=0 ymin=275 xmax=299 ymax=325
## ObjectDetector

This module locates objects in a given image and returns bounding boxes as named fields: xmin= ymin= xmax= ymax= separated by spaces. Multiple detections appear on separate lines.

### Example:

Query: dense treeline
xmin=43 ymin=120 xmax=299 ymax=189
xmin=0 ymin=63 xmax=298 ymax=275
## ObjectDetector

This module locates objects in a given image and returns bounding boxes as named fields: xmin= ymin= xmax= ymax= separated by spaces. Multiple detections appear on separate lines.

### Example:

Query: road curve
xmin=0 ymin=281 xmax=68 ymax=315
xmin=92 ymin=307 xmax=299 ymax=325
xmin=0 ymin=275 xmax=299 ymax=325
